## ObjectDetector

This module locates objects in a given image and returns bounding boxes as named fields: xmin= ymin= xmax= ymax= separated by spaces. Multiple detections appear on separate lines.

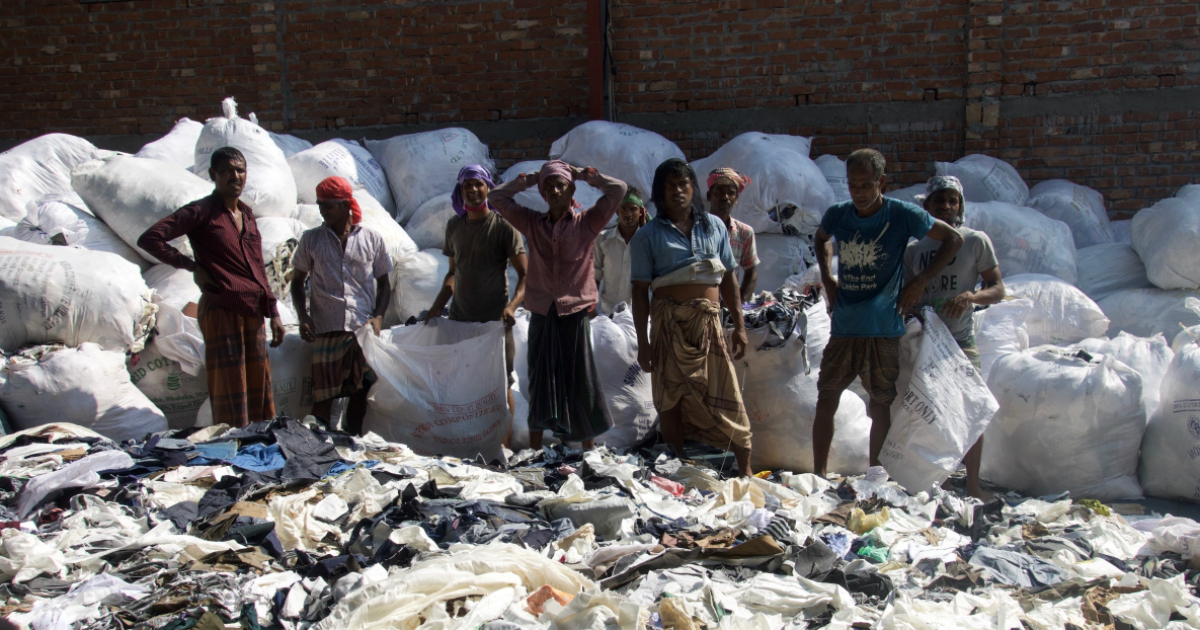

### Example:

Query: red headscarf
xmin=315 ymin=176 xmax=362 ymax=224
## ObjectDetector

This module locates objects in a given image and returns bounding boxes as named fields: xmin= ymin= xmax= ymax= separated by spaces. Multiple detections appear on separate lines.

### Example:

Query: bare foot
xmin=966 ymin=484 xmax=994 ymax=502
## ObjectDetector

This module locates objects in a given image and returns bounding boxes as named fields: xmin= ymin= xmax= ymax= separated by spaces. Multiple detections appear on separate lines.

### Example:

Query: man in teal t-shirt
xmin=811 ymin=149 xmax=964 ymax=477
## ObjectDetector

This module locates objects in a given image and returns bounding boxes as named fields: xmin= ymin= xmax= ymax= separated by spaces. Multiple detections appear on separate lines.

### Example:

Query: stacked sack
xmin=958 ymin=167 xmax=1200 ymax=501
xmin=0 ymin=236 xmax=166 ymax=439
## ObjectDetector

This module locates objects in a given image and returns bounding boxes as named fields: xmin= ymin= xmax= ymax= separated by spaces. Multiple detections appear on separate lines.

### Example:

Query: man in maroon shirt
xmin=489 ymin=160 xmax=627 ymax=450
xmin=138 ymin=147 xmax=285 ymax=428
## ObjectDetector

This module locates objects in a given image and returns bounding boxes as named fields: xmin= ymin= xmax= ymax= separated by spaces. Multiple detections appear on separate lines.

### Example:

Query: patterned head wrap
xmin=916 ymin=175 xmax=966 ymax=226
xmin=916 ymin=175 xmax=965 ymax=203
xmin=707 ymin=167 xmax=750 ymax=193
xmin=315 ymin=176 xmax=361 ymax=224
xmin=538 ymin=160 xmax=582 ymax=210
xmin=451 ymin=164 xmax=496 ymax=217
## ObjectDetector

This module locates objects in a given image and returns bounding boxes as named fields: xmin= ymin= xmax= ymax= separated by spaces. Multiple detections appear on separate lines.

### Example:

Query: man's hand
xmin=299 ymin=315 xmax=316 ymax=343
xmin=637 ymin=345 xmax=654 ymax=373
xmin=269 ymin=317 xmax=285 ymax=347
xmin=521 ymin=173 xmax=540 ymax=189
xmin=822 ymin=277 xmax=838 ymax=314
xmin=368 ymin=315 xmax=384 ymax=337
xmin=941 ymin=291 xmax=975 ymax=319
xmin=730 ymin=327 xmax=748 ymax=361
xmin=501 ymin=303 xmax=518 ymax=326
xmin=193 ymin=265 xmax=214 ymax=292
xmin=423 ymin=310 xmax=440 ymax=325
xmin=897 ymin=276 xmax=929 ymax=315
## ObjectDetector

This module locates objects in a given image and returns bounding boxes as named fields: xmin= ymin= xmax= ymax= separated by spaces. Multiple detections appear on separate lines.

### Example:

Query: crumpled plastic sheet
xmin=4 ymin=420 xmax=1200 ymax=630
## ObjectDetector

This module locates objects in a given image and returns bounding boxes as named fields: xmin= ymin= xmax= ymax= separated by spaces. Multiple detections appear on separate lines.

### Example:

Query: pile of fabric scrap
xmin=2 ymin=420 xmax=1199 ymax=630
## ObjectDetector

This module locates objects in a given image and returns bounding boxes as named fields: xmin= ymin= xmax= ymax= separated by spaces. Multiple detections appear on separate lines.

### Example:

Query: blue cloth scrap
xmin=190 ymin=440 xmax=239 ymax=465
xmin=820 ymin=531 xmax=852 ymax=559
xmin=322 ymin=460 xmax=380 ymax=479
xmin=230 ymin=443 xmax=286 ymax=472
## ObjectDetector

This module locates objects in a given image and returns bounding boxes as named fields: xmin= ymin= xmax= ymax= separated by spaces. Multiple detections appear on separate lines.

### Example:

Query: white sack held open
xmin=0 ymin=237 xmax=156 ymax=353
xmin=359 ymin=319 xmax=509 ymax=462
xmin=880 ymin=308 xmax=999 ymax=494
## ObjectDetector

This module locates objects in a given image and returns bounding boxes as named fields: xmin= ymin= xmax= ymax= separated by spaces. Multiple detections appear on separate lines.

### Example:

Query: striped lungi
xmin=311 ymin=331 xmax=374 ymax=403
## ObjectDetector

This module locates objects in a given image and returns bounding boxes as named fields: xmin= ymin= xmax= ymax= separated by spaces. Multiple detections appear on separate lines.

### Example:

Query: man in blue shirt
xmin=630 ymin=158 xmax=753 ymax=477
xmin=812 ymin=149 xmax=963 ymax=477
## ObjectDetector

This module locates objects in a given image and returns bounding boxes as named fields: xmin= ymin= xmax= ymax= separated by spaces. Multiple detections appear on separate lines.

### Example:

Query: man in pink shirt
xmin=488 ymin=160 xmax=628 ymax=450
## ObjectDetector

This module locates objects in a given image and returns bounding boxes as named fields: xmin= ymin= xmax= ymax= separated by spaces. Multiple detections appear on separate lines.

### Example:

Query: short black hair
xmin=210 ymin=146 xmax=246 ymax=171
xmin=651 ymin=158 xmax=702 ymax=213
xmin=626 ymin=185 xmax=644 ymax=200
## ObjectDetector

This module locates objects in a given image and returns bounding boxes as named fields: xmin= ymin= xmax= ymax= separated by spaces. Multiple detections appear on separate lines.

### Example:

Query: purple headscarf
xmin=451 ymin=164 xmax=497 ymax=217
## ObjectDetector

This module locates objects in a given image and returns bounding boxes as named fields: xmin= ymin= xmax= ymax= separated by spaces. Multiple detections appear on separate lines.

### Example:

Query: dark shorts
xmin=959 ymin=337 xmax=982 ymax=371
xmin=816 ymin=336 xmax=902 ymax=406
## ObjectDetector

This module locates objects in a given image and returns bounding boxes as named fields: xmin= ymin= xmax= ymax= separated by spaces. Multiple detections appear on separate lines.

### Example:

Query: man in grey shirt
xmin=426 ymin=165 xmax=528 ymax=447
xmin=904 ymin=175 xmax=1005 ymax=499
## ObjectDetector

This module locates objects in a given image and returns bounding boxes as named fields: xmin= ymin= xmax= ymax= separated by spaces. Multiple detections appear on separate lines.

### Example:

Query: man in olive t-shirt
xmin=426 ymin=165 xmax=528 ymax=446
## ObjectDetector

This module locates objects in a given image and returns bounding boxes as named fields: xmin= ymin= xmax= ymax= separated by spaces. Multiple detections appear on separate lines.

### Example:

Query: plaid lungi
xmin=311 ymin=332 xmax=374 ymax=403
xmin=198 ymin=296 xmax=275 ymax=428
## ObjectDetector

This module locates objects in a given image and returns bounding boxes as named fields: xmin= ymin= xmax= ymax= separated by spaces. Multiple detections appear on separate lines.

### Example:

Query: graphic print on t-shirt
xmin=838 ymin=222 xmax=890 ymax=292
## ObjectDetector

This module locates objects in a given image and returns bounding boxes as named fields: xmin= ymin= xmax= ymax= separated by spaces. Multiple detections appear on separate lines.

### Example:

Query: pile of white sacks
xmin=1 ymin=100 xmax=1200 ymax=504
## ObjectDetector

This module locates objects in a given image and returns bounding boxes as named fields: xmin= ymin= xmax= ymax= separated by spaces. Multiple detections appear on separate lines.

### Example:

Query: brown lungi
xmin=650 ymin=296 xmax=752 ymax=452
xmin=198 ymin=296 xmax=275 ymax=427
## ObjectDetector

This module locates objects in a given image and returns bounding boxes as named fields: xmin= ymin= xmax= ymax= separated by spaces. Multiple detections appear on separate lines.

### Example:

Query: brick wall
xmin=0 ymin=0 xmax=268 ymax=137
xmin=609 ymin=0 xmax=969 ymax=111
xmin=1 ymin=0 xmax=1197 ymax=213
